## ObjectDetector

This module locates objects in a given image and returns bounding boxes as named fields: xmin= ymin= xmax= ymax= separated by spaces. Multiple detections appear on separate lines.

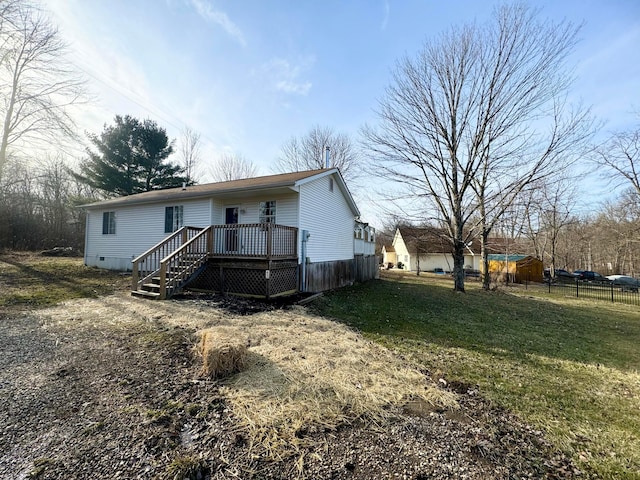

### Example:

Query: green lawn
xmin=0 ymin=252 xmax=128 ymax=309
xmin=312 ymin=271 xmax=640 ymax=480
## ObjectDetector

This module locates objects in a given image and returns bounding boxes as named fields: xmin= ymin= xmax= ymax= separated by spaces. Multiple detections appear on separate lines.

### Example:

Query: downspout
xmin=301 ymin=230 xmax=310 ymax=292
xmin=83 ymin=210 xmax=90 ymax=266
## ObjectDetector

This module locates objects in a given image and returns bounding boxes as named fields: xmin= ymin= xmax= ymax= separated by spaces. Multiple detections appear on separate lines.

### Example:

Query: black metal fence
xmin=548 ymin=279 xmax=640 ymax=306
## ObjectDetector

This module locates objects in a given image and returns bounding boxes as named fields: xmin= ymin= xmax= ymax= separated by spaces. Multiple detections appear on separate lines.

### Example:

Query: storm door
xmin=225 ymin=207 xmax=239 ymax=253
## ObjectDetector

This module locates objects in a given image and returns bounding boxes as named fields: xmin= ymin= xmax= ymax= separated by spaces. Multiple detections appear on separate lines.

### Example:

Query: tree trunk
xmin=0 ymin=70 xmax=19 ymax=185
xmin=452 ymin=240 xmax=466 ymax=292
xmin=481 ymin=229 xmax=491 ymax=290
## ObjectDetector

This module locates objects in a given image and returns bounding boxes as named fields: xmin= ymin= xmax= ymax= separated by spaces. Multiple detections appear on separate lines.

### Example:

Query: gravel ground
xmin=0 ymin=293 xmax=580 ymax=479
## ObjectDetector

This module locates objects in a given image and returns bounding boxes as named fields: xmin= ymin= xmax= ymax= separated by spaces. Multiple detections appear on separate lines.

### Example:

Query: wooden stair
xmin=131 ymin=276 xmax=162 ymax=299
xmin=131 ymin=223 xmax=299 ymax=300
xmin=131 ymin=227 xmax=212 ymax=300
xmin=132 ymin=257 xmax=205 ymax=300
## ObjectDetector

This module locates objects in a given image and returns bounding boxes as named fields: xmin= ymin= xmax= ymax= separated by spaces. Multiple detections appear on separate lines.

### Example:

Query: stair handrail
xmin=158 ymin=226 xmax=212 ymax=299
xmin=131 ymin=226 xmax=204 ymax=291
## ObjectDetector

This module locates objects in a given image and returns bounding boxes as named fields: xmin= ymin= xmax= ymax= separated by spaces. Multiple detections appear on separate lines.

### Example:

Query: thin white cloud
xmin=381 ymin=0 xmax=390 ymax=31
xmin=187 ymin=0 xmax=246 ymax=47
xmin=261 ymin=57 xmax=314 ymax=96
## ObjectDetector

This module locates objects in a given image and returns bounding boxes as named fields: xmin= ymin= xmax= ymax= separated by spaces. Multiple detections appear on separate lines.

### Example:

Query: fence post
xmin=611 ymin=282 xmax=614 ymax=303
xmin=132 ymin=260 xmax=139 ymax=291
xmin=207 ymin=226 xmax=213 ymax=254
xmin=576 ymin=278 xmax=579 ymax=298
xmin=266 ymin=223 xmax=273 ymax=260
xmin=159 ymin=261 xmax=167 ymax=300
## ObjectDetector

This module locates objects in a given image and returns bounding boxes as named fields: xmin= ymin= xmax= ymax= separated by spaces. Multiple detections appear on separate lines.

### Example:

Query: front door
xmin=225 ymin=207 xmax=239 ymax=252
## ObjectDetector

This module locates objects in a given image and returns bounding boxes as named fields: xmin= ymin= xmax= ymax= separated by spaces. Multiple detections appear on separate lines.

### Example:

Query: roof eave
xmin=81 ymin=183 xmax=301 ymax=210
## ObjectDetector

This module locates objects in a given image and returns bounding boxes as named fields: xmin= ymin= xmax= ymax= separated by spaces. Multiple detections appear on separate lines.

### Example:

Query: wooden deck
xmin=132 ymin=224 xmax=298 ymax=299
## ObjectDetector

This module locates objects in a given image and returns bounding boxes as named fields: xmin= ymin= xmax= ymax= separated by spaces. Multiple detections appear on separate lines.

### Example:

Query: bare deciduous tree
xmin=522 ymin=178 xmax=578 ymax=276
xmin=473 ymin=98 xmax=592 ymax=289
xmin=275 ymin=125 xmax=360 ymax=181
xmin=39 ymin=157 xmax=71 ymax=243
xmin=594 ymin=119 xmax=640 ymax=199
xmin=209 ymin=152 xmax=258 ymax=182
xmin=178 ymin=126 xmax=202 ymax=185
xmin=363 ymin=4 xmax=589 ymax=292
xmin=0 ymin=2 xmax=86 ymax=184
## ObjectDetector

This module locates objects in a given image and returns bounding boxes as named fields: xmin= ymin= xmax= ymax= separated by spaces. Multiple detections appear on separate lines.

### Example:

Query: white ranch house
xmin=384 ymin=226 xmax=481 ymax=272
xmin=82 ymin=168 xmax=376 ymax=298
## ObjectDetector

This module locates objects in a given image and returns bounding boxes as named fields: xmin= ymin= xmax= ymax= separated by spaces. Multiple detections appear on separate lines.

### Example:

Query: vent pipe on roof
xmin=324 ymin=146 xmax=330 ymax=169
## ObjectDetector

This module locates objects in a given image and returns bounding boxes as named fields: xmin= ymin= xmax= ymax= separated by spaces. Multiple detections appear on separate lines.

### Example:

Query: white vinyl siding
xmin=85 ymin=198 xmax=211 ymax=270
xmin=298 ymin=173 xmax=355 ymax=262
xmin=409 ymin=254 xmax=479 ymax=272
xmin=212 ymin=193 xmax=298 ymax=227
xmin=392 ymin=230 xmax=410 ymax=269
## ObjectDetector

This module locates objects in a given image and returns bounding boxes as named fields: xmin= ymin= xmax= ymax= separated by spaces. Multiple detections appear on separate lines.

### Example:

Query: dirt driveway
xmin=0 ymin=292 xmax=578 ymax=479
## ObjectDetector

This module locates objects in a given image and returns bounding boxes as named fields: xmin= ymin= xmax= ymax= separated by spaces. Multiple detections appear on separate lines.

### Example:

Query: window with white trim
xmin=165 ymin=205 xmax=184 ymax=233
xmin=259 ymin=201 xmax=276 ymax=223
xmin=102 ymin=211 xmax=116 ymax=235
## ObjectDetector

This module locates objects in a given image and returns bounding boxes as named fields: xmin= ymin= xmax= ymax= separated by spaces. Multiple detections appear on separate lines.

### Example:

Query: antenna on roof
xmin=324 ymin=146 xmax=330 ymax=169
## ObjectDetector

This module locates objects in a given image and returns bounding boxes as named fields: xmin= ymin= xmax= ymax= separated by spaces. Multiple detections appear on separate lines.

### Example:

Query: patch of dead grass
xmin=35 ymin=294 xmax=457 ymax=465
xmin=212 ymin=308 xmax=457 ymax=460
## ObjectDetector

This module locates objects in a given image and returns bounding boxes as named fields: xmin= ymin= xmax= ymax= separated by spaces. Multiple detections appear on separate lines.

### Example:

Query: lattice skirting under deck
xmin=187 ymin=260 xmax=298 ymax=298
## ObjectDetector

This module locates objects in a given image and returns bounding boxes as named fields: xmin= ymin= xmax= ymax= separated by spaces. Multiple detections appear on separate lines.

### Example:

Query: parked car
xmin=606 ymin=275 xmax=640 ymax=292
xmin=573 ymin=270 xmax=608 ymax=282
xmin=433 ymin=268 xmax=445 ymax=274
xmin=544 ymin=268 xmax=573 ymax=279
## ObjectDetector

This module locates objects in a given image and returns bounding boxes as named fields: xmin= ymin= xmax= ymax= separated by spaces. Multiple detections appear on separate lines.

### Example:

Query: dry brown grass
xmin=211 ymin=307 xmax=457 ymax=461
xmin=195 ymin=330 xmax=248 ymax=378
xmin=35 ymin=294 xmax=457 ymax=465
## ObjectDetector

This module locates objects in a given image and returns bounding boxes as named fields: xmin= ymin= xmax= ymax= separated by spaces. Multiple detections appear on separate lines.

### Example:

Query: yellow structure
xmin=486 ymin=254 xmax=543 ymax=283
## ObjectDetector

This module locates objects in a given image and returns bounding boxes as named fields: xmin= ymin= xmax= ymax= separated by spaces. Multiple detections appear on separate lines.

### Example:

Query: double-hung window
xmin=102 ymin=211 xmax=116 ymax=235
xmin=165 ymin=206 xmax=184 ymax=233
xmin=259 ymin=201 xmax=276 ymax=223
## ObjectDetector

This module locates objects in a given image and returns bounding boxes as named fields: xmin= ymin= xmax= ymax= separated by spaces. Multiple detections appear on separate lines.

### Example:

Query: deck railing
xmin=132 ymin=223 xmax=298 ymax=298
xmin=209 ymin=223 xmax=298 ymax=258
xmin=159 ymin=226 xmax=212 ymax=299
xmin=131 ymin=226 xmax=204 ymax=291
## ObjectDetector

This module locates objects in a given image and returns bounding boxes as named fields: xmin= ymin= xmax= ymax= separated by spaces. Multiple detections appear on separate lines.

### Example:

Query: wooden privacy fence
xmin=304 ymin=255 xmax=378 ymax=292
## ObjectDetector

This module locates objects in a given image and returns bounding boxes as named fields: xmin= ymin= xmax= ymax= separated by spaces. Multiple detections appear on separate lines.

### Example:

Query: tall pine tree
xmin=77 ymin=115 xmax=186 ymax=196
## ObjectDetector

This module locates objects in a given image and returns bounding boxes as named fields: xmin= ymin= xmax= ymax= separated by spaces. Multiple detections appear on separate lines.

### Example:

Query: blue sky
xmin=43 ymin=0 xmax=640 ymax=226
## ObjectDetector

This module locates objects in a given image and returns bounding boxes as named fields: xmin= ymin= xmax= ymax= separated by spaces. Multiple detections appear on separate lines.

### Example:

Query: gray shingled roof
xmin=81 ymin=169 xmax=356 ymax=211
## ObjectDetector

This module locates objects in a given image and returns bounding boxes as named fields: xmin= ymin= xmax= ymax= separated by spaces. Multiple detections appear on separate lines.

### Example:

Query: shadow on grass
xmin=0 ymin=256 xmax=124 ymax=307
xmin=311 ymin=276 xmax=640 ymax=372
